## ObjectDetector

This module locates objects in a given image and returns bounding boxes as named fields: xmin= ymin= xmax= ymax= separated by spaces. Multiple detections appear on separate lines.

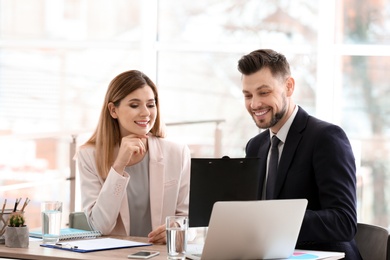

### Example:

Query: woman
xmin=77 ymin=70 xmax=191 ymax=244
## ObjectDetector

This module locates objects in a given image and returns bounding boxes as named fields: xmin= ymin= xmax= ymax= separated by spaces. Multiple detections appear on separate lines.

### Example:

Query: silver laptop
xmin=186 ymin=199 xmax=308 ymax=260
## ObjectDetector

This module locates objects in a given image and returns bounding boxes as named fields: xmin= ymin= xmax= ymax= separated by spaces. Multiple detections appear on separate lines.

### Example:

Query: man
xmin=238 ymin=49 xmax=361 ymax=259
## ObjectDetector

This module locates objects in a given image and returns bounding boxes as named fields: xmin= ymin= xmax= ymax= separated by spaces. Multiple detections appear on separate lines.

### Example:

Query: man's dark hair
xmin=237 ymin=49 xmax=291 ymax=79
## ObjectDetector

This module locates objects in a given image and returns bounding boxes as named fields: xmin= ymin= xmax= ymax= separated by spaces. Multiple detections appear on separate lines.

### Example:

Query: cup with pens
xmin=0 ymin=198 xmax=30 ymax=244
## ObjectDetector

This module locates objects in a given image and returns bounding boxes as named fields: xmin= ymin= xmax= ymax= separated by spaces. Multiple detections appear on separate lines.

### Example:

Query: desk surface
xmin=0 ymin=236 xmax=166 ymax=260
xmin=0 ymin=236 xmax=344 ymax=260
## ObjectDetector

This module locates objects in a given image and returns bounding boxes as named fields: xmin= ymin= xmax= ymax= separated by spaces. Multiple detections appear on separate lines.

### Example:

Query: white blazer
xmin=77 ymin=135 xmax=191 ymax=236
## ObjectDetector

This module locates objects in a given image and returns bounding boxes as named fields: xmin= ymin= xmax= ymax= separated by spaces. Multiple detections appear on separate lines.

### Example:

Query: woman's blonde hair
xmin=84 ymin=70 xmax=165 ymax=180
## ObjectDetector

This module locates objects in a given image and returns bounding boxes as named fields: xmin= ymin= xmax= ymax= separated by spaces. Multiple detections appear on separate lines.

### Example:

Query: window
xmin=1 ymin=0 xmax=389 ymax=229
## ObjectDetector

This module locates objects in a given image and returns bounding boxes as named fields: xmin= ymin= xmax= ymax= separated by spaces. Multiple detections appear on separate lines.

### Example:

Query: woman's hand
xmin=112 ymin=134 xmax=148 ymax=174
xmin=147 ymin=224 xmax=166 ymax=244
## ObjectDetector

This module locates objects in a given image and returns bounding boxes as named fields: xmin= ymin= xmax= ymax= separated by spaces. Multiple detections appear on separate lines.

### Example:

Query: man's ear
xmin=107 ymin=102 xmax=118 ymax=119
xmin=285 ymin=77 xmax=295 ymax=97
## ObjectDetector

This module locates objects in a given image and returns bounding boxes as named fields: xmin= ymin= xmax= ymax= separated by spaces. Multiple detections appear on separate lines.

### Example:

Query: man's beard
xmin=254 ymin=98 xmax=287 ymax=130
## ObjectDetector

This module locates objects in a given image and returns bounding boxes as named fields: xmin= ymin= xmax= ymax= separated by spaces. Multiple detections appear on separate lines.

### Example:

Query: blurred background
xmin=0 ymin=0 xmax=389 ymax=230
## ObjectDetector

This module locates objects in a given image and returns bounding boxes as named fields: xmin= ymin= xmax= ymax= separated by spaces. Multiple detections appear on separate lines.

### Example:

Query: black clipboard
xmin=189 ymin=157 xmax=261 ymax=227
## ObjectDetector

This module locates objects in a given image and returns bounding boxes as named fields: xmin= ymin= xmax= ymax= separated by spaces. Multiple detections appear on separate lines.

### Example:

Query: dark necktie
xmin=266 ymin=135 xmax=281 ymax=199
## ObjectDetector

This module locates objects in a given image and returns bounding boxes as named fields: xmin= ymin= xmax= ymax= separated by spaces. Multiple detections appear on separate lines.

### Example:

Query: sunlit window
xmin=0 ymin=0 xmax=389 ymax=230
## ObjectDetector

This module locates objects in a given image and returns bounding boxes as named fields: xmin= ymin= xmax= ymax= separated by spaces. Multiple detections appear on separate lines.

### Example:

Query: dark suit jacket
xmin=246 ymin=107 xmax=362 ymax=260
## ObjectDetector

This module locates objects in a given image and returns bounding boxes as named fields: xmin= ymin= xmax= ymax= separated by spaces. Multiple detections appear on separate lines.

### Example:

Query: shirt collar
xmin=269 ymin=105 xmax=299 ymax=143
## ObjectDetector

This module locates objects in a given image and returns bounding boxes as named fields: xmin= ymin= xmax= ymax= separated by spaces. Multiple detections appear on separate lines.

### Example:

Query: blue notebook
xmin=29 ymin=227 xmax=101 ymax=241
xmin=40 ymin=237 xmax=152 ymax=253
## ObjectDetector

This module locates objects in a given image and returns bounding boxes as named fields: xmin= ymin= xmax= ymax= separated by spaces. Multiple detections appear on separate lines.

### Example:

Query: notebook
xmin=40 ymin=237 xmax=151 ymax=253
xmin=186 ymin=199 xmax=308 ymax=260
xmin=189 ymin=157 xmax=261 ymax=227
xmin=29 ymin=227 xmax=101 ymax=240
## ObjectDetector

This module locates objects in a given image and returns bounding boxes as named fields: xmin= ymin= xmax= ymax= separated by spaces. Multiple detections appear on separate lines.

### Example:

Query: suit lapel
xmin=274 ymin=107 xmax=308 ymax=198
xmin=256 ymin=131 xmax=271 ymax=198
xmin=147 ymin=136 xmax=165 ymax=229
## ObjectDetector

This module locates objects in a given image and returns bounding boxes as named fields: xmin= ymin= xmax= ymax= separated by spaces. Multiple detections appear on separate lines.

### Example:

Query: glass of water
xmin=41 ymin=201 xmax=62 ymax=244
xmin=166 ymin=216 xmax=188 ymax=259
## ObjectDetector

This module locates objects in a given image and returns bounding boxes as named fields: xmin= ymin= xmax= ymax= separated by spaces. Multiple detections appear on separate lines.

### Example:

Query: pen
xmin=54 ymin=243 xmax=79 ymax=250
xmin=13 ymin=198 xmax=21 ymax=212
xmin=0 ymin=199 xmax=7 ymax=221
xmin=1 ymin=199 xmax=6 ymax=214
xmin=20 ymin=198 xmax=30 ymax=212
xmin=0 ymin=199 xmax=7 ymax=234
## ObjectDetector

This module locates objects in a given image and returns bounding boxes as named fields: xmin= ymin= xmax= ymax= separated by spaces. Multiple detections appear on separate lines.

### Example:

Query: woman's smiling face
xmin=108 ymin=85 xmax=157 ymax=137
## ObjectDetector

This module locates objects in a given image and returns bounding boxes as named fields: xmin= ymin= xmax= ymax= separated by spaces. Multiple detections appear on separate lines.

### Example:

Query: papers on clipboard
xmin=40 ymin=237 xmax=152 ymax=253
xmin=288 ymin=250 xmax=345 ymax=259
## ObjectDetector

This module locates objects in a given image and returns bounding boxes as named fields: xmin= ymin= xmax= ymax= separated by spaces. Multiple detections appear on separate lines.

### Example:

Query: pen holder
xmin=0 ymin=209 xmax=24 ymax=244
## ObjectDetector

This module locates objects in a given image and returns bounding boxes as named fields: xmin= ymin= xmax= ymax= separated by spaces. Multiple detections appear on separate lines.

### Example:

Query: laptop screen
xmin=188 ymin=157 xmax=261 ymax=227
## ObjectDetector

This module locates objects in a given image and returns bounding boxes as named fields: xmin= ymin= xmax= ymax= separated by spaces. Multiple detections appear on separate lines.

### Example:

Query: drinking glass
xmin=41 ymin=201 xmax=62 ymax=244
xmin=166 ymin=216 xmax=188 ymax=259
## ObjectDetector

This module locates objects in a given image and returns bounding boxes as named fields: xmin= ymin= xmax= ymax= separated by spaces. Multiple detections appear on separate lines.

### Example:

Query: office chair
xmin=69 ymin=211 xmax=93 ymax=231
xmin=354 ymin=222 xmax=390 ymax=260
